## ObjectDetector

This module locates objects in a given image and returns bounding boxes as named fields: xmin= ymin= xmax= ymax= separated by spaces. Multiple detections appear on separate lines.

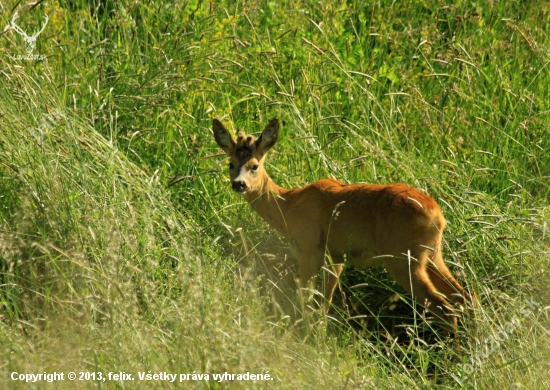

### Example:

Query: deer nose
xmin=232 ymin=180 xmax=248 ymax=193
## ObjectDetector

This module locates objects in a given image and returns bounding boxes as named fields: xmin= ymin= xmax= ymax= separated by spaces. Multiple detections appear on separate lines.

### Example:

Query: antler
xmin=11 ymin=11 xmax=29 ymax=39
xmin=31 ymin=14 xmax=48 ymax=39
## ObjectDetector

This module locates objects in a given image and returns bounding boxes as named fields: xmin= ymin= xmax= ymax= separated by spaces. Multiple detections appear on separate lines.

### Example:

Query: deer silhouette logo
xmin=11 ymin=11 xmax=49 ymax=54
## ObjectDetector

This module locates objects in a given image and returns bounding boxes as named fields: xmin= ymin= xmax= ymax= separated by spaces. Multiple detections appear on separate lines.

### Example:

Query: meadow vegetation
xmin=0 ymin=0 xmax=549 ymax=388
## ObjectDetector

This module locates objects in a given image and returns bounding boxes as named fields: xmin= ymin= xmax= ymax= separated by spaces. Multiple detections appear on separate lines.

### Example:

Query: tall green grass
xmin=1 ymin=0 xmax=549 ymax=388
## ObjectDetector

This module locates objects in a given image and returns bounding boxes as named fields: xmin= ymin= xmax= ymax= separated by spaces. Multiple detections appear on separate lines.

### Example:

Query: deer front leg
xmin=294 ymin=244 xmax=344 ymax=312
xmin=292 ymin=240 xmax=325 ymax=308
xmin=322 ymin=259 xmax=344 ymax=310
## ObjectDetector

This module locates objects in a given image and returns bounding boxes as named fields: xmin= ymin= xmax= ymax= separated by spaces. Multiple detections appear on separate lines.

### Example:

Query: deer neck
xmin=242 ymin=176 xmax=291 ymax=237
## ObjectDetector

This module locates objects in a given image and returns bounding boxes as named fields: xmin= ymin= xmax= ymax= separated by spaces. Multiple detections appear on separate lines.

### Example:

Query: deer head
xmin=213 ymin=119 xmax=279 ymax=195
xmin=11 ymin=11 xmax=49 ymax=54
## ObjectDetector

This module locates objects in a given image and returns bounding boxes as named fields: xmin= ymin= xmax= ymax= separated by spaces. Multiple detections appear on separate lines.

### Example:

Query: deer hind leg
xmin=427 ymin=251 xmax=473 ymax=308
xmin=383 ymin=250 xmax=458 ymax=332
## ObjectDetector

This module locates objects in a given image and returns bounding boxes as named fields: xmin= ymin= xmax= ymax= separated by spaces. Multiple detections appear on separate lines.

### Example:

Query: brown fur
xmin=212 ymin=118 xmax=473 ymax=332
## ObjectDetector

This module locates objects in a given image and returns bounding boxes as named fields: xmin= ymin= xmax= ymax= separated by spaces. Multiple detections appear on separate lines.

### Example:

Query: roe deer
xmin=212 ymin=118 xmax=472 ymax=332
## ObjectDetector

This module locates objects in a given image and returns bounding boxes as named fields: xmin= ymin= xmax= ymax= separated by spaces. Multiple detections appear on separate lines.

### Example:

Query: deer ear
xmin=213 ymin=119 xmax=235 ymax=154
xmin=256 ymin=118 xmax=279 ymax=155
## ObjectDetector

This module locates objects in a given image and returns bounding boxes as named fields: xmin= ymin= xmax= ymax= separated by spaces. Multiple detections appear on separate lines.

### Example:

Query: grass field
xmin=1 ymin=0 xmax=549 ymax=388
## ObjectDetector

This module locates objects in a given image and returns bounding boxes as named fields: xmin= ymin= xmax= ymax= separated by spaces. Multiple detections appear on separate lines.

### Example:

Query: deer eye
xmin=229 ymin=163 xmax=234 ymax=170
xmin=252 ymin=164 xmax=259 ymax=171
